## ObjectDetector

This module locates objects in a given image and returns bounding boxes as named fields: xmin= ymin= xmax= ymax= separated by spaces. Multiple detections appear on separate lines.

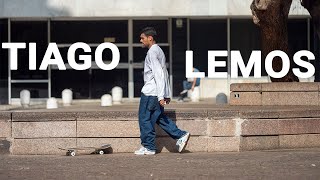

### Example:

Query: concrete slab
xmin=77 ymin=111 xmax=138 ymax=121
xmin=12 ymin=112 xmax=77 ymax=122
xmin=230 ymin=83 xmax=261 ymax=92
xmin=278 ymin=119 xmax=320 ymax=135
xmin=208 ymin=137 xmax=240 ymax=152
xmin=208 ymin=119 xmax=237 ymax=136
xmin=262 ymin=92 xmax=318 ymax=106
xmin=0 ymin=112 xmax=11 ymax=121
xmin=230 ymin=92 xmax=262 ymax=106
xmin=0 ymin=121 xmax=11 ymax=138
xmin=280 ymin=134 xmax=320 ymax=148
xmin=240 ymin=136 xmax=279 ymax=151
xmin=12 ymin=121 xmax=76 ymax=138
xmin=12 ymin=138 xmax=76 ymax=155
xmin=77 ymin=121 xmax=140 ymax=137
xmin=241 ymin=119 xmax=279 ymax=136
xmin=207 ymin=110 xmax=239 ymax=119
xmin=164 ymin=110 xmax=208 ymax=120
xmin=261 ymin=82 xmax=320 ymax=92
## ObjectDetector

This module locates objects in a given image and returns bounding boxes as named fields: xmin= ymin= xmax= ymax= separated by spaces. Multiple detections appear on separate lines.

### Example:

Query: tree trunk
xmin=251 ymin=0 xmax=299 ymax=82
xmin=301 ymin=0 xmax=320 ymax=82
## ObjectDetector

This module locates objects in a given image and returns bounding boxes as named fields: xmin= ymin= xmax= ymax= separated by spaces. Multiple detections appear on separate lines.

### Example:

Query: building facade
xmin=0 ymin=0 xmax=315 ymax=104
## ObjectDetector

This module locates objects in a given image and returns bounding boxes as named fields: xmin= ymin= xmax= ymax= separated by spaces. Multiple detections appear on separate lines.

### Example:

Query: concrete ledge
xmin=208 ymin=120 xmax=237 ymax=137
xmin=239 ymin=109 xmax=320 ymax=119
xmin=230 ymin=83 xmax=261 ymax=92
xmin=280 ymin=134 xmax=320 ymax=148
xmin=262 ymin=92 xmax=318 ymax=106
xmin=12 ymin=112 xmax=77 ymax=122
xmin=0 ymin=139 xmax=11 ymax=154
xmin=208 ymin=111 xmax=239 ymax=119
xmin=77 ymin=121 xmax=140 ymax=137
xmin=12 ymin=138 xmax=76 ymax=155
xmin=230 ymin=92 xmax=261 ymax=106
xmin=12 ymin=121 xmax=76 ymax=138
xmin=77 ymin=111 xmax=138 ymax=121
xmin=0 ymin=121 xmax=11 ymax=138
xmin=240 ymin=136 xmax=279 ymax=151
xmin=241 ymin=119 xmax=320 ymax=136
xmin=208 ymin=137 xmax=240 ymax=152
xmin=0 ymin=112 xmax=11 ymax=138
xmin=261 ymin=82 xmax=320 ymax=92
xmin=230 ymin=83 xmax=320 ymax=106
xmin=0 ymin=112 xmax=11 ymax=121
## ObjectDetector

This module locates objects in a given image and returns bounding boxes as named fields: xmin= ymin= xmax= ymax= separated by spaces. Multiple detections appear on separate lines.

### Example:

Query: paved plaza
xmin=0 ymin=148 xmax=319 ymax=179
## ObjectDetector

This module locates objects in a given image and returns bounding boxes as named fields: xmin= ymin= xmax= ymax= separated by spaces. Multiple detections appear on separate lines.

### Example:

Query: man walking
xmin=135 ymin=27 xmax=190 ymax=155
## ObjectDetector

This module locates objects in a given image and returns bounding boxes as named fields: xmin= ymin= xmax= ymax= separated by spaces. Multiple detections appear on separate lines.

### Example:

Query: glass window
xmin=51 ymin=70 xmax=90 ymax=99
xmin=11 ymin=83 xmax=48 ymax=98
xmin=134 ymin=69 xmax=144 ymax=97
xmin=91 ymin=69 xmax=128 ymax=98
xmin=172 ymin=18 xmax=188 ymax=96
xmin=0 ymin=19 xmax=8 ymax=104
xmin=133 ymin=46 xmax=169 ymax=63
xmin=10 ymin=21 xmax=48 ymax=79
xmin=133 ymin=20 xmax=168 ymax=43
xmin=288 ymin=19 xmax=308 ymax=73
xmin=230 ymin=19 xmax=264 ymax=76
xmin=51 ymin=21 xmax=128 ymax=44
xmin=190 ymin=19 xmax=228 ymax=76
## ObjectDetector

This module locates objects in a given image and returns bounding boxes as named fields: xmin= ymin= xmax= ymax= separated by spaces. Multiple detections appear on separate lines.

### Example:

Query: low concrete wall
xmin=1 ymin=108 xmax=320 ymax=155
xmin=230 ymin=82 xmax=320 ymax=106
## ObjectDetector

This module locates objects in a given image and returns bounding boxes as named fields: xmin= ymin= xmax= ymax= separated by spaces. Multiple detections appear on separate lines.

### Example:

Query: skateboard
xmin=59 ymin=144 xmax=111 ymax=156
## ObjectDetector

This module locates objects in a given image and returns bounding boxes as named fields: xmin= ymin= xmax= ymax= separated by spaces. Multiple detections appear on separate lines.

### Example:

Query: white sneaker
xmin=176 ymin=132 xmax=190 ymax=153
xmin=134 ymin=146 xmax=156 ymax=155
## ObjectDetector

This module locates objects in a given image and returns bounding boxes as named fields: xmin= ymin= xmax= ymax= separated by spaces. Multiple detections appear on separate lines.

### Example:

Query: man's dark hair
xmin=140 ymin=27 xmax=157 ymax=41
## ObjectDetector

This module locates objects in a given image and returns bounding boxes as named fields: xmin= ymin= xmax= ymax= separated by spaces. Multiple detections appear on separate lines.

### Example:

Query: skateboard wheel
xmin=66 ymin=152 xmax=70 ymax=156
xmin=99 ymin=150 xmax=104 ymax=155
xmin=70 ymin=151 xmax=76 ymax=156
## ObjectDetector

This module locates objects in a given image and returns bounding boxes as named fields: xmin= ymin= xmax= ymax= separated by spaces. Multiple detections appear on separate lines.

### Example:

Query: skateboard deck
xmin=59 ymin=144 xmax=111 ymax=156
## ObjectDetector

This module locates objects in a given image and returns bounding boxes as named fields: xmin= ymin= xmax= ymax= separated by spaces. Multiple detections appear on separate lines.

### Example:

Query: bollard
xmin=216 ymin=93 xmax=228 ymax=105
xmin=101 ymin=94 xmax=112 ymax=107
xmin=62 ymin=89 xmax=73 ymax=106
xmin=112 ymin=86 xmax=123 ymax=104
xmin=20 ymin=90 xmax=30 ymax=108
xmin=46 ymin=97 xmax=58 ymax=109
xmin=190 ymin=87 xmax=200 ymax=102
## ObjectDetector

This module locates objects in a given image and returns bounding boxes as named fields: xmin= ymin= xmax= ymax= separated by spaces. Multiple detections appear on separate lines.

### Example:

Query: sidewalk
xmin=1 ymin=148 xmax=319 ymax=179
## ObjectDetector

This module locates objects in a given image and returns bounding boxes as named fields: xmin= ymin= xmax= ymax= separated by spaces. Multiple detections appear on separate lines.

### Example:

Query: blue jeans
xmin=183 ymin=80 xmax=200 ymax=90
xmin=138 ymin=94 xmax=187 ymax=150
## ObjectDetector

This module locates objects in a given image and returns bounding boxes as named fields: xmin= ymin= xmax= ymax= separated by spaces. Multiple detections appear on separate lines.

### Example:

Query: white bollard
xmin=20 ymin=90 xmax=31 ymax=108
xmin=112 ymin=86 xmax=123 ymax=104
xmin=46 ymin=97 xmax=58 ymax=109
xmin=101 ymin=94 xmax=112 ymax=107
xmin=62 ymin=89 xmax=73 ymax=106
xmin=190 ymin=87 xmax=200 ymax=102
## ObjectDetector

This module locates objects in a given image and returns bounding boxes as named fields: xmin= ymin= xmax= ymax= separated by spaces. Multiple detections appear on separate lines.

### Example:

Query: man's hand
xmin=159 ymin=99 xmax=166 ymax=107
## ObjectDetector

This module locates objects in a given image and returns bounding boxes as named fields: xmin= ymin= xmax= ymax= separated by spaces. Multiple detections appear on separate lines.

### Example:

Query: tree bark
xmin=251 ymin=0 xmax=299 ymax=82
xmin=301 ymin=0 xmax=320 ymax=82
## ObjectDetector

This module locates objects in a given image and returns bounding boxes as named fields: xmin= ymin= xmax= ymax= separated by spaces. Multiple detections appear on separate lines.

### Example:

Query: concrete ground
xmin=0 ymin=148 xmax=319 ymax=180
